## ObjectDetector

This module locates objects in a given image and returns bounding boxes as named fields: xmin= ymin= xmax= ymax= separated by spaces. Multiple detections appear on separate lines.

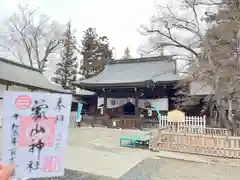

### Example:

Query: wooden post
xmin=103 ymin=91 xmax=107 ymax=116
xmin=91 ymin=106 xmax=96 ymax=127
xmin=6 ymin=84 xmax=9 ymax=91
xmin=135 ymin=96 xmax=139 ymax=117
xmin=134 ymin=88 xmax=141 ymax=129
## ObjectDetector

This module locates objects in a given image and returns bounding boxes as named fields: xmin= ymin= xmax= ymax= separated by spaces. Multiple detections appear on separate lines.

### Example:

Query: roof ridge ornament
xmin=108 ymin=55 xmax=174 ymax=65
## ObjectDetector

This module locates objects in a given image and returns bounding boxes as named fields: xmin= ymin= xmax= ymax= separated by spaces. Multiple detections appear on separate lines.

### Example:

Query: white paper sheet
xmin=2 ymin=92 xmax=72 ymax=179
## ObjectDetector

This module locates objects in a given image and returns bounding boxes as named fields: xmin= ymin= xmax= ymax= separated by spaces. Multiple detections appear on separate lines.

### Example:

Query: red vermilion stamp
xmin=42 ymin=156 xmax=61 ymax=172
xmin=18 ymin=117 xmax=56 ymax=147
xmin=15 ymin=95 xmax=32 ymax=110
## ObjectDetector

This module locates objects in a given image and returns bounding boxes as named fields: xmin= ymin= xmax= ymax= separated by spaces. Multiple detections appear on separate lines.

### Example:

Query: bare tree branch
xmin=140 ymin=0 xmax=240 ymax=134
xmin=0 ymin=4 xmax=63 ymax=72
xmin=148 ymin=29 xmax=199 ymax=57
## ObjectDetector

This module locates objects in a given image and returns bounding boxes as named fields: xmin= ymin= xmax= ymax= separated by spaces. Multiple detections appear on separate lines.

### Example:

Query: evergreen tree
xmin=52 ymin=21 xmax=78 ymax=91
xmin=81 ymin=28 xmax=99 ymax=78
xmin=81 ymin=28 xmax=113 ymax=78
xmin=98 ymin=36 xmax=113 ymax=61
xmin=122 ymin=47 xmax=132 ymax=59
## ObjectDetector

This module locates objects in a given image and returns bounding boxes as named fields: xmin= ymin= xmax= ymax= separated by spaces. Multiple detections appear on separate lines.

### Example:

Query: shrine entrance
xmin=123 ymin=102 xmax=135 ymax=115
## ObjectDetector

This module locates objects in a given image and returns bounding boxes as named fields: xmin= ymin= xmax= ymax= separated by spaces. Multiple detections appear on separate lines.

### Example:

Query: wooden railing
xmin=159 ymin=115 xmax=206 ymax=129
xmin=69 ymin=115 xmax=143 ymax=129
xmin=149 ymin=127 xmax=240 ymax=158
xmin=167 ymin=126 xmax=230 ymax=136
xmin=69 ymin=113 xmax=208 ymax=131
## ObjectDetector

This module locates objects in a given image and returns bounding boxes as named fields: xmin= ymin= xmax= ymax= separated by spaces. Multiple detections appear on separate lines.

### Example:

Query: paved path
xmin=120 ymin=157 xmax=240 ymax=180
xmin=157 ymin=150 xmax=240 ymax=166
xmin=29 ymin=127 xmax=150 ymax=180
xmin=64 ymin=127 xmax=240 ymax=180
xmin=65 ymin=127 xmax=152 ymax=178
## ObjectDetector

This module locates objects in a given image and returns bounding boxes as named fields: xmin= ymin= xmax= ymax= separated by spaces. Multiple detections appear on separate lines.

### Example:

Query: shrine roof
xmin=0 ymin=57 xmax=69 ymax=93
xmin=75 ymin=89 xmax=96 ymax=96
xmin=74 ymin=56 xmax=184 ymax=88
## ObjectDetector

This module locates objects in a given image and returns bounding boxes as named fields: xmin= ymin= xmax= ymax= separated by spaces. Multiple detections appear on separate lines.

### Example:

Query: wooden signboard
xmin=148 ymin=109 xmax=152 ymax=116
xmin=167 ymin=109 xmax=185 ymax=122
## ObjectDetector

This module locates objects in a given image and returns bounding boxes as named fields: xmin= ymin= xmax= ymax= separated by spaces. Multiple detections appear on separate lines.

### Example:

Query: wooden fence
xmin=149 ymin=127 xmax=240 ymax=158
xmin=166 ymin=126 xmax=230 ymax=135
xmin=159 ymin=115 xmax=206 ymax=130
xmin=69 ymin=114 xmax=141 ymax=129
xmin=69 ymin=112 xmax=207 ymax=130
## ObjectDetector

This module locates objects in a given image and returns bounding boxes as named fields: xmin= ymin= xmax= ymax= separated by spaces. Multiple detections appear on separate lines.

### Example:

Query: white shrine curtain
xmin=98 ymin=98 xmax=128 ymax=108
xmin=138 ymin=98 xmax=169 ymax=110
xmin=98 ymin=97 xmax=168 ymax=111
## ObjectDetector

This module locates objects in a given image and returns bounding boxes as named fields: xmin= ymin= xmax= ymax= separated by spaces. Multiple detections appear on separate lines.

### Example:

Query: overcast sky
xmin=0 ymin=0 xmax=162 ymax=59
xmin=0 ymin=0 xmax=202 ymax=79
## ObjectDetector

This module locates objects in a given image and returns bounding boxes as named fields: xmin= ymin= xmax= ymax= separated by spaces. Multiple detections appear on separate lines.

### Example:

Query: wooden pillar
xmin=135 ymin=96 xmax=139 ymax=117
xmin=134 ymin=89 xmax=141 ymax=129
xmin=209 ymin=102 xmax=214 ymax=126
xmin=6 ymin=84 xmax=9 ymax=91
xmin=134 ymin=88 xmax=140 ymax=117
xmin=103 ymin=90 xmax=107 ymax=116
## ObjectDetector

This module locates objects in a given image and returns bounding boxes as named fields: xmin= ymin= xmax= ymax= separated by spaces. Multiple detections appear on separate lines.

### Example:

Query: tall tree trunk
xmin=228 ymin=97 xmax=235 ymax=135
xmin=215 ymin=77 xmax=226 ymax=128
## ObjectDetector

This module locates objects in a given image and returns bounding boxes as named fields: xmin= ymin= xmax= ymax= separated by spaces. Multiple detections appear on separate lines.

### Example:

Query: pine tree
xmin=122 ymin=47 xmax=132 ymax=59
xmin=81 ymin=28 xmax=99 ymax=78
xmin=52 ymin=21 xmax=78 ymax=91
xmin=98 ymin=36 xmax=113 ymax=61
xmin=81 ymin=28 xmax=113 ymax=78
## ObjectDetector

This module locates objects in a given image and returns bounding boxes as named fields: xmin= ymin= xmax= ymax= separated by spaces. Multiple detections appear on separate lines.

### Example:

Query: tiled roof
xmin=76 ymin=89 xmax=96 ymax=96
xmin=74 ymin=56 xmax=183 ymax=88
xmin=0 ymin=57 xmax=68 ymax=93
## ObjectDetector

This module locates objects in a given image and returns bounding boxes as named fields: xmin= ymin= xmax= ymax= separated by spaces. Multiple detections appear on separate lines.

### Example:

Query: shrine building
xmin=74 ymin=56 xmax=185 ymax=119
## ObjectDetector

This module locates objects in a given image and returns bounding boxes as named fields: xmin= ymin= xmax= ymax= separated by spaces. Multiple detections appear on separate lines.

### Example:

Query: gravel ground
xmin=28 ymin=169 xmax=116 ymax=180
xmin=28 ymin=157 xmax=240 ymax=180
xmin=120 ymin=157 xmax=240 ymax=180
